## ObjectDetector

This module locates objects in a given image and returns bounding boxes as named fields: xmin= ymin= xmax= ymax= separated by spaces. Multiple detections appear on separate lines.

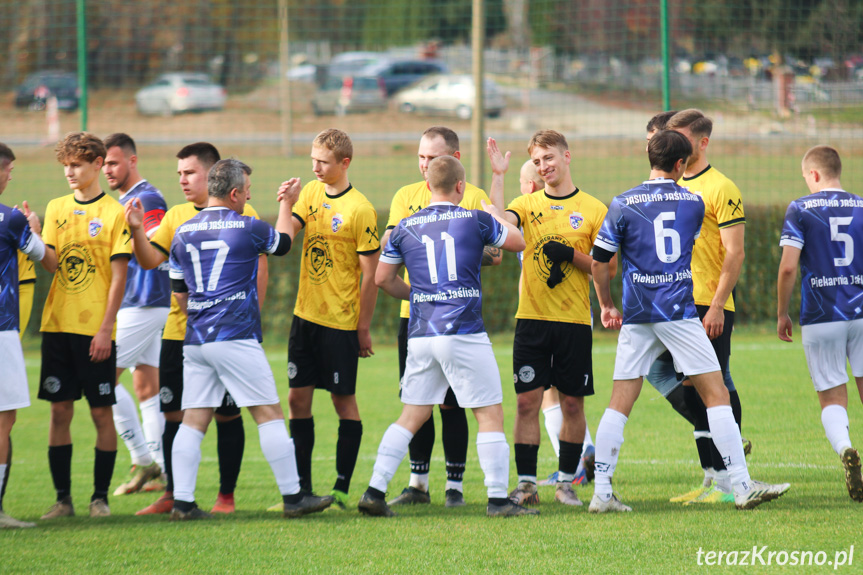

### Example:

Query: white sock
xmin=369 ymin=424 xmax=413 ymax=493
xmin=445 ymin=480 xmax=463 ymax=492
xmin=172 ymin=424 xmax=204 ymax=503
xmin=703 ymin=468 xmax=716 ymax=487
xmin=542 ymin=404 xmax=563 ymax=457
xmin=706 ymin=405 xmax=751 ymax=497
xmin=583 ymin=423 xmax=593 ymax=447
xmin=408 ymin=473 xmax=430 ymax=492
xmin=140 ymin=395 xmax=165 ymax=469
xmin=575 ymin=423 xmax=594 ymax=476
xmin=594 ymin=408 xmax=628 ymax=499
xmin=258 ymin=419 xmax=300 ymax=496
xmin=714 ymin=469 xmax=731 ymax=493
xmin=822 ymin=405 xmax=852 ymax=454
xmin=113 ymin=384 xmax=153 ymax=466
xmin=476 ymin=432 xmax=509 ymax=499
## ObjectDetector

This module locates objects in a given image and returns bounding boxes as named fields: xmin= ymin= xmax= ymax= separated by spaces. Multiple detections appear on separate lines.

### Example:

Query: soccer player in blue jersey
xmin=166 ymin=159 xmax=333 ymax=519
xmin=103 ymin=133 xmax=168 ymax=495
xmin=358 ymin=155 xmax=533 ymax=517
xmin=589 ymin=130 xmax=790 ymax=512
xmin=0 ymin=143 xmax=45 ymax=528
xmin=777 ymin=145 xmax=863 ymax=502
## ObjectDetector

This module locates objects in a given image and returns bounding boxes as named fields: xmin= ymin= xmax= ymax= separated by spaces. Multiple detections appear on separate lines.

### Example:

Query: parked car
xmin=359 ymin=59 xmax=449 ymax=96
xmin=392 ymin=74 xmax=505 ymax=119
xmin=320 ymin=51 xmax=387 ymax=84
xmin=311 ymin=75 xmax=388 ymax=115
xmin=14 ymin=71 xmax=79 ymax=111
xmin=135 ymin=73 xmax=227 ymax=116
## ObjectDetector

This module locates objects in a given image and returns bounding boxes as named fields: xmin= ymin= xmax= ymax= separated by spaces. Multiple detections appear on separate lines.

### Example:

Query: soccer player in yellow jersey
xmin=126 ymin=143 xmax=263 ymax=516
xmin=489 ymin=130 xmax=612 ymax=508
xmin=282 ymin=129 xmax=379 ymax=509
xmin=384 ymin=127 xmax=500 ymax=508
xmin=38 ymin=133 xmax=132 ymax=520
xmin=660 ymin=109 xmax=748 ymax=504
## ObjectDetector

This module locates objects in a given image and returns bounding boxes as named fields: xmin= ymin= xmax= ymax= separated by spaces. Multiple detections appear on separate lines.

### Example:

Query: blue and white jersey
xmin=780 ymin=189 xmax=863 ymax=325
xmin=381 ymin=202 xmax=507 ymax=338
xmin=594 ymin=179 xmax=705 ymax=324
xmin=118 ymin=180 xmax=170 ymax=308
xmin=169 ymin=207 xmax=283 ymax=345
xmin=0 ymin=204 xmax=39 ymax=332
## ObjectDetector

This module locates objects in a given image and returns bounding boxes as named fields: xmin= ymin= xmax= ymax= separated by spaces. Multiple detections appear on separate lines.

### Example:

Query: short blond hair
xmin=314 ymin=128 xmax=353 ymax=162
xmin=528 ymin=130 xmax=568 ymax=155
xmin=426 ymin=156 xmax=464 ymax=196
xmin=666 ymin=109 xmax=713 ymax=139
xmin=802 ymin=145 xmax=842 ymax=179
xmin=55 ymin=132 xmax=106 ymax=164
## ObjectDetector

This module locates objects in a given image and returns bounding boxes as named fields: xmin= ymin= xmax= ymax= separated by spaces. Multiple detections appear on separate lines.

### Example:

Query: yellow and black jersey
xmin=292 ymin=181 xmax=380 ymax=330
xmin=506 ymin=188 xmax=606 ymax=325
xmin=681 ymin=165 xmax=744 ymax=312
xmin=40 ymin=192 xmax=132 ymax=337
xmin=387 ymin=180 xmax=490 ymax=318
xmin=151 ymin=202 xmax=260 ymax=341
xmin=18 ymin=250 xmax=36 ymax=284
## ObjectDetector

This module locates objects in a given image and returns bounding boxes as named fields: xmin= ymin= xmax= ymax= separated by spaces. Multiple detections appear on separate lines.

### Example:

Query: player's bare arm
xmin=276 ymin=178 xmax=302 ymax=240
xmin=357 ymin=251 xmax=380 ymax=358
xmin=776 ymin=245 xmax=801 ymax=343
xmin=375 ymin=261 xmax=410 ymax=301
xmin=90 ymin=257 xmax=129 ymax=363
xmin=481 ymin=200 xmax=525 ymax=253
xmin=704 ymin=223 xmax=745 ymax=339
xmin=591 ymin=259 xmax=622 ymax=330
xmin=125 ymin=197 xmax=167 ymax=269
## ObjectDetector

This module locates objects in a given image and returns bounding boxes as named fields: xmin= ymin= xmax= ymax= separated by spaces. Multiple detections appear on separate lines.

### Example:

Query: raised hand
xmin=486 ymin=137 xmax=511 ymax=175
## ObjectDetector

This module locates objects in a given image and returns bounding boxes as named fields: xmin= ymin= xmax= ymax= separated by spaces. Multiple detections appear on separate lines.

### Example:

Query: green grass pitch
xmin=3 ymin=327 xmax=861 ymax=573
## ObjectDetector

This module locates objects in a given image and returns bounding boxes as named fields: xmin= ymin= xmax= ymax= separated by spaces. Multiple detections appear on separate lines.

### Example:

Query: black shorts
xmin=397 ymin=317 xmax=459 ymax=408
xmin=289 ymin=316 xmax=359 ymax=395
xmin=158 ymin=338 xmax=241 ymax=416
xmin=695 ymin=305 xmax=734 ymax=376
xmin=39 ymin=332 xmax=117 ymax=407
xmin=513 ymin=319 xmax=594 ymax=397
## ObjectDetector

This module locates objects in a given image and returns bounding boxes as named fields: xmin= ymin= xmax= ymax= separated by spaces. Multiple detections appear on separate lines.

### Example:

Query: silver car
xmin=311 ymin=75 xmax=388 ymax=116
xmin=135 ymin=73 xmax=227 ymax=116
xmin=393 ymin=74 xmax=505 ymax=119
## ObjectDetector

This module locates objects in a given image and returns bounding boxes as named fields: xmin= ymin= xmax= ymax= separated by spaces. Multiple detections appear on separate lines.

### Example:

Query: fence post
xmin=76 ymin=0 xmax=87 ymax=131
xmin=471 ymin=0 xmax=485 ymax=189
xmin=660 ymin=0 xmax=670 ymax=111
xmin=278 ymin=0 xmax=294 ymax=157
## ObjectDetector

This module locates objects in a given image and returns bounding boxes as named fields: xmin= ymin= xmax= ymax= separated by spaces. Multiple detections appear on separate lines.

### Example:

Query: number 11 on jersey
xmin=421 ymin=232 xmax=458 ymax=284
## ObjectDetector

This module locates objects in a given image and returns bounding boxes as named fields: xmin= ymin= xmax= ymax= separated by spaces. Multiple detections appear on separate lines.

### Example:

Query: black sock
xmin=163 ymin=420 xmax=181 ymax=494
xmin=366 ymin=487 xmax=385 ymax=500
xmin=514 ymin=444 xmax=539 ymax=478
xmin=559 ymin=440 xmax=583 ymax=476
xmin=174 ymin=499 xmax=195 ymax=513
xmin=488 ymin=497 xmax=508 ymax=506
xmin=289 ymin=417 xmax=314 ymax=492
xmin=408 ymin=415 xmax=434 ymax=476
xmin=283 ymin=492 xmax=303 ymax=505
xmin=0 ymin=437 xmax=11 ymax=510
xmin=684 ymin=386 xmax=713 ymax=470
xmin=216 ymin=416 xmax=245 ymax=495
xmin=333 ymin=419 xmax=363 ymax=494
xmin=666 ymin=386 xmax=696 ymax=427
xmin=48 ymin=444 xmax=73 ymax=501
xmin=729 ymin=389 xmax=742 ymax=430
xmin=93 ymin=448 xmax=117 ymax=501
xmin=440 ymin=407 xmax=468 ymax=482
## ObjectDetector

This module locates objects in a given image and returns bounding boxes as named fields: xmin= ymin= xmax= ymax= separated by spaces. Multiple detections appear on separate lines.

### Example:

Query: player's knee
xmin=515 ymin=392 xmax=542 ymax=417
xmin=49 ymin=402 xmax=74 ymax=427
xmin=559 ymin=394 xmax=584 ymax=417
xmin=331 ymin=394 xmax=359 ymax=419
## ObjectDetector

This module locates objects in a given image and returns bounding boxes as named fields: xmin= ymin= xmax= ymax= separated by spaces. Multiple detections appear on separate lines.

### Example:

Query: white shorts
xmin=801 ymin=319 xmax=863 ymax=392
xmin=613 ymin=319 xmax=720 ymax=380
xmin=402 ymin=333 xmax=503 ymax=408
xmin=182 ymin=339 xmax=279 ymax=409
xmin=0 ymin=330 xmax=29 ymax=411
xmin=116 ymin=307 xmax=169 ymax=369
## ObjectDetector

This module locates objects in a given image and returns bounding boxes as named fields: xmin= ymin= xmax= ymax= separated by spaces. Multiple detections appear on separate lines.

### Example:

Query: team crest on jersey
xmin=305 ymin=233 xmax=333 ymax=285
xmin=533 ymin=234 xmax=573 ymax=285
xmin=42 ymin=376 xmax=61 ymax=394
xmin=159 ymin=387 xmax=174 ymax=404
xmin=569 ymin=212 xmax=584 ymax=230
xmin=88 ymin=217 xmax=103 ymax=237
xmin=58 ymin=242 xmax=96 ymax=294
xmin=332 ymin=213 xmax=344 ymax=233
